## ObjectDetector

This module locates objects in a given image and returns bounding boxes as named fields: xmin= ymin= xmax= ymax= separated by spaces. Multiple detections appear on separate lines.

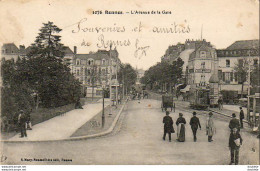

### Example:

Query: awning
xmin=180 ymin=85 xmax=190 ymax=93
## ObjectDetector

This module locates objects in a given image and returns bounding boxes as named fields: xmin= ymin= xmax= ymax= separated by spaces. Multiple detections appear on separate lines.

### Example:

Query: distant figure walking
xmin=163 ymin=111 xmax=174 ymax=142
xmin=176 ymin=113 xmax=186 ymax=142
xmin=239 ymin=107 xmax=244 ymax=128
xmin=229 ymin=113 xmax=240 ymax=132
xmin=18 ymin=110 xmax=27 ymax=138
xmin=218 ymin=97 xmax=223 ymax=110
xmin=229 ymin=128 xmax=243 ymax=165
xmin=206 ymin=112 xmax=216 ymax=142
xmin=189 ymin=112 xmax=201 ymax=142
xmin=26 ymin=109 xmax=32 ymax=130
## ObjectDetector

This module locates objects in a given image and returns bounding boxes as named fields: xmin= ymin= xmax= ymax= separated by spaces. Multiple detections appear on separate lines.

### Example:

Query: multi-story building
xmin=216 ymin=40 xmax=259 ymax=97
xmin=161 ymin=43 xmax=185 ymax=64
xmin=187 ymin=41 xmax=218 ymax=87
xmin=71 ymin=48 xmax=121 ymax=98
xmin=1 ymin=43 xmax=75 ymax=64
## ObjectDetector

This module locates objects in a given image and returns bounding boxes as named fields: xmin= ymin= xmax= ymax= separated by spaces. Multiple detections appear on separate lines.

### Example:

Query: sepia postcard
xmin=0 ymin=0 xmax=259 ymax=169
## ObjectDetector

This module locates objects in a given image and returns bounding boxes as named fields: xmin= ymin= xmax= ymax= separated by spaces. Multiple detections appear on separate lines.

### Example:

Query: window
xmin=222 ymin=72 xmax=225 ymax=82
xmin=76 ymin=69 xmax=80 ymax=76
xmin=102 ymin=59 xmax=106 ymax=65
xmin=225 ymin=72 xmax=231 ymax=83
xmin=238 ymin=59 xmax=243 ymax=67
xmin=234 ymin=72 xmax=238 ymax=82
xmin=102 ymin=69 xmax=106 ymax=75
xmin=201 ymin=62 xmax=205 ymax=69
xmin=226 ymin=60 xmax=230 ymax=67
xmin=200 ymin=51 xmax=206 ymax=58
xmin=200 ymin=74 xmax=206 ymax=86
xmin=76 ymin=59 xmax=80 ymax=65
xmin=218 ymin=70 xmax=222 ymax=81
xmin=88 ymin=59 xmax=94 ymax=65
xmin=254 ymin=59 xmax=258 ymax=65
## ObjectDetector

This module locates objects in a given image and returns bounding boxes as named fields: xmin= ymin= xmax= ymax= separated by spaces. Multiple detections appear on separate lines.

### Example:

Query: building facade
xmin=71 ymin=49 xmax=121 ymax=98
xmin=216 ymin=40 xmax=259 ymax=97
xmin=1 ymin=43 xmax=75 ymax=64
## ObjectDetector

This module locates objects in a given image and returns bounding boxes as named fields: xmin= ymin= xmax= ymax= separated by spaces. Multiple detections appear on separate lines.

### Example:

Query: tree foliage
xmin=118 ymin=64 xmax=137 ymax=92
xmin=1 ymin=21 xmax=81 ymax=121
xmin=141 ymin=58 xmax=184 ymax=90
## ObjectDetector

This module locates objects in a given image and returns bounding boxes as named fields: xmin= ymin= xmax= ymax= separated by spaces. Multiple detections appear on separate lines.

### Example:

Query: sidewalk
xmin=7 ymin=101 xmax=109 ymax=142
xmin=210 ymin=104 xmax=247 ymax=118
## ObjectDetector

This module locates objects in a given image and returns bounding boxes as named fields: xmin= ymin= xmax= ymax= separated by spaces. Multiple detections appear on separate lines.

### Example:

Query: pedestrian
xmin=229 ymin=128 xmax=243 ymax=165
xmin=163 ymin=111 xmax=174 ymax=142
xmin=26 ymin=109 xmax=32 ymax=130
xmin=176 ymin=113 xmax=186 ymax=142
xmin=218 ymin=97 xmax=223 ymax=110
xmin=75 ymin=98 xmax=83 ymax=109
xmin=18 ymin=110 xmax=27 ymax=138
xmin=206 ymin=112 xmax=216 ymax=142
xmin=239 ymin=107 xmax=244 ymax=128
xmin=229 ymin=113 xmax=240 ymax=131
xmin=189 ymin=112 xmax=201 ymax=142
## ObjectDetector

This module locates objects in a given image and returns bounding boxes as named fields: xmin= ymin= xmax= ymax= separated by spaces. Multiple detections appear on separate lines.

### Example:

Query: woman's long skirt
xmin=177 ymin=123 xmax=185 ymax=142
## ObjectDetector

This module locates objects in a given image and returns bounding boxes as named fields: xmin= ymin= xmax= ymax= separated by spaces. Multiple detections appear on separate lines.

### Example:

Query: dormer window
xmin=200 ymin=51 xmax=206 ymax=58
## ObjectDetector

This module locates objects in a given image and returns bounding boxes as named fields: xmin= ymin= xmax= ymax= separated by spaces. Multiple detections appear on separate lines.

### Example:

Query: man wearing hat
xmin=18 ymin=110 xmax=27 ymax=138
xmin=189 ymin=112 xmax=201 ymax=142
xmin=229 ymin=113 xmax=240 ymax=132
xmin=239 ymin=107 xmax=244 ymax=128
xmin=163 ymin=111 xmax=174 ymax=142
xmin=206 ymin=112 xmax=216 ymax=142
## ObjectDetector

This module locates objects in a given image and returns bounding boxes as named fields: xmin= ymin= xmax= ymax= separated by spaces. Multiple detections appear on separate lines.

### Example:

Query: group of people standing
xmin=163 ymin=111 xmax=214 ymax=142
xmin=162 ymin=107 xmax=244 ymax=165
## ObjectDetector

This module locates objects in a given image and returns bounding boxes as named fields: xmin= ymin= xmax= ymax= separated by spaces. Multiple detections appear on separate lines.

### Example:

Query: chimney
xmin=19 ymin=45 xmax=25 ymax=50
xmin=74 ymin=46 xmax=77 ymax=54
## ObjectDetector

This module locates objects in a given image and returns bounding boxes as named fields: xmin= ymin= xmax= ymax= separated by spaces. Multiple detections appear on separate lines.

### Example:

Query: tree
xmin=141 ymin=58 xmax=184 ymax=93
xmin=25 ymin=21 xmax=81 ymax=107
xmin=28 ymin=21 xmax=64 ymax=59
xmin=1 ymin=58 xmax=35 ymax=120
xmin=118 ymin=64 xmax=137 ymax=95
xmin=234 ymin=58 xmax=250 ymax=98
xmin=251 ymin=63 xmax=260 ymax=94
xmin=89 ymin=64 xmax=101 ymax=100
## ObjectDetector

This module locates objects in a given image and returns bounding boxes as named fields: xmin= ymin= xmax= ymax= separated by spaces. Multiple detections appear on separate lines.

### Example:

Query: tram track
xmin=147 ymin=91 xmax=251 ymax=127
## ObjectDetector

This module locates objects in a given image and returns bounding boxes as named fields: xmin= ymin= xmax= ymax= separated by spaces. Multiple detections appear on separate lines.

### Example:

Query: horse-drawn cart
xmin=161 ymin=94 xmax=174 ymax=111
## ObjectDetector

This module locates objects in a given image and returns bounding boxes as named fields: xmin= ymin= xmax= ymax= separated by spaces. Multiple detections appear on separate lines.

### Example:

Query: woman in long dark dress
xmin=176 ymin=113 xmax=186 ymax=142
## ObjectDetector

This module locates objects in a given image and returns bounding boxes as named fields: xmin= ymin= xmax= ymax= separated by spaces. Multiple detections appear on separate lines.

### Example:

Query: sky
xmin=0 ymin=0 xmax=259 ymax=70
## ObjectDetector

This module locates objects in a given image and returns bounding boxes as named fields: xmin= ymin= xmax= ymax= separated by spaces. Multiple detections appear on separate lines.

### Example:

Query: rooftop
xmin=226 ymin=39 xmax=259 ymax=50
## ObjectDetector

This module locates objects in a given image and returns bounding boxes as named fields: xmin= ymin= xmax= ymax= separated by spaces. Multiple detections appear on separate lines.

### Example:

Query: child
xmin=229 ymin=128 xmax=243 ymax=165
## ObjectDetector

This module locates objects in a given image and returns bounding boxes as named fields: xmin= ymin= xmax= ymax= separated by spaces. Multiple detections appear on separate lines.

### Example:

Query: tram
xmin=189 ymin=87 xmax=210 ymax=110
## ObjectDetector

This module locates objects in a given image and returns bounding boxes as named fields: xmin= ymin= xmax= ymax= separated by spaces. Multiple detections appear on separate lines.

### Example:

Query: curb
xmin=1 ymin=101 xmax=127 ymax=143
xmin=209 ymin=109 xmax=249 ymax=124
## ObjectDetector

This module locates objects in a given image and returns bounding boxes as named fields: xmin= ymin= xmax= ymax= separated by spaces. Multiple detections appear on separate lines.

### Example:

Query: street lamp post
xmin=102 ymin=87 xmax=105 ymax=128
xmin=115 ymin=59 xmax=118 ymax=105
